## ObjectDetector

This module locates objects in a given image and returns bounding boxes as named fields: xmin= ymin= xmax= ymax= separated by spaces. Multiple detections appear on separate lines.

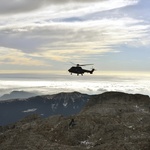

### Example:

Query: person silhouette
xmin=69 ymin=119 xmax=76 ymax=128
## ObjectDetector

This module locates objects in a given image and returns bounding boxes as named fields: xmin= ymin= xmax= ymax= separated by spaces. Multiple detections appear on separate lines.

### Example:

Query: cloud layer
xmin=0 ymin=0 xmax=150 ymax=73
xmin=0 ymin=74 xmax=150 ymax=97
xmin=0 ymin=0 xmax=107 ymax=14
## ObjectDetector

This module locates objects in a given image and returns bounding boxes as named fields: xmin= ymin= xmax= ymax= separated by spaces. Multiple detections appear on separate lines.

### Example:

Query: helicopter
xmin=68 ymin=63 xmax=95 ymax=76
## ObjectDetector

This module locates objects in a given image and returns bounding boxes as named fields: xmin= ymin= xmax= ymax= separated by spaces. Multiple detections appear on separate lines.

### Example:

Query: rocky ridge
xmin=0 ymin=92 xmax=150 ymax=150
xmin=0 ymin=91 xmax=90 ymax=126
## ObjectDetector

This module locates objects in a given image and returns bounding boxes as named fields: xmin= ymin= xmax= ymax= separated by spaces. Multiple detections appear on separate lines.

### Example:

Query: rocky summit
xmin=0 ymin=92 xmax=150 ymax=150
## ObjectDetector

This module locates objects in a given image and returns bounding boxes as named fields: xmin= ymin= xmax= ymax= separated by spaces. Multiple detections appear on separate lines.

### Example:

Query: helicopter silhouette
xmin=68 ymin=63 xmax=95 ymax=76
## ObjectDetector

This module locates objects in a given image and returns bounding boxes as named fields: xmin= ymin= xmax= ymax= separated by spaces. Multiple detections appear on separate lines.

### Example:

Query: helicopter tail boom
xmin=90 ymin=68 xmax=95 ymax=74
xmin=83 ymin=68 xmax=95 ymax=74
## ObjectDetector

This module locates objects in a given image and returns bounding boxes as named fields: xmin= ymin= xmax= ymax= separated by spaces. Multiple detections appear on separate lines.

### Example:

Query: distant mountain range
xmin=0 ymin=91 xmax=150 ymax=150
xmin=0 ymin=91 xmax=37 ymax=101
xmin=0 ymin=91 xmax=90 ymax=126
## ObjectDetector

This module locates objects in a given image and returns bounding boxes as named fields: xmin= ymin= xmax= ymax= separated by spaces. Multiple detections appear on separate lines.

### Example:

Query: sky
xmin=0 ymin=0 xmax=150 ymax=75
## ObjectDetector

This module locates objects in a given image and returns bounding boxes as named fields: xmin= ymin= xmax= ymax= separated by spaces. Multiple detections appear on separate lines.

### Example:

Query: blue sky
xmin=0 ymin=0 xmax=149 ymax=75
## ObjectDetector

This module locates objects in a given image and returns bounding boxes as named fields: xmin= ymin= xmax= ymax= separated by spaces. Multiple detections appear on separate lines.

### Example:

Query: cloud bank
xmin=0 ymin=75 xmax=150 ymax=97
xmin=0 ymin=0 xmax=107 ymax=15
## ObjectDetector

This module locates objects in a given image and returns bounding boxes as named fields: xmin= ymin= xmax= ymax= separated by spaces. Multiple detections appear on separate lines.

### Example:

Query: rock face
xmin=0 ymin=92 xmax=150 ymax=150
xmin=0 ymin=92 xmax=90 ymax=126
xmin=81 ymin=91 xmax=150 ymax=115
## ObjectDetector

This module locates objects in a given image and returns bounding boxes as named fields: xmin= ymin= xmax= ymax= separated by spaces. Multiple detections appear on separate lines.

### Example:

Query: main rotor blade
xmin=70 ymin=62 xmax=76 ymax=65
xmin=79 ymin=64 xmax=94 ymax=66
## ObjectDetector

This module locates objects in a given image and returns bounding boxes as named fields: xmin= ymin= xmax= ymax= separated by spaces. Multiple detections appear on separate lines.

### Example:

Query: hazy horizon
xmin=0 ymin=72 xmax=150 ymax=98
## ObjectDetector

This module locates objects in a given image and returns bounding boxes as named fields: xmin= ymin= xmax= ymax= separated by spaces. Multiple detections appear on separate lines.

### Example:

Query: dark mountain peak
xmin=81 ymin=91 xmax=150 ymax=115
xmin=85 ymin=91 xmax=150 ymax=106
xmin=41 ymin=91 xmax=89 ymax=102
xmin=53 ymin=91 xmax=87 ymax=98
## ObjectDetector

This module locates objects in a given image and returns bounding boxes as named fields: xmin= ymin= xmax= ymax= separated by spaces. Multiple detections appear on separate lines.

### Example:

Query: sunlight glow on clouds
xmin=0 ymin=75 xmax=150 ymax=97
xmin=0 ymin=47 xmax=47 ymax=66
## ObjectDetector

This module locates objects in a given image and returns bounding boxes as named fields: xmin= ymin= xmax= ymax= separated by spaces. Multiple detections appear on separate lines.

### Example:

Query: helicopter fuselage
xmin=68 ymin=66 xmax=94 ymax=75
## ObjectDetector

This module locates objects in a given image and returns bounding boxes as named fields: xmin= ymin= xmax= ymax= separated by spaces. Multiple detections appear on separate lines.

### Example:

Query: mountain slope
xmin=0 ymin=92 xmax=150 ymax=150
xmin=0 ymin=91 xmax=90 ymax=126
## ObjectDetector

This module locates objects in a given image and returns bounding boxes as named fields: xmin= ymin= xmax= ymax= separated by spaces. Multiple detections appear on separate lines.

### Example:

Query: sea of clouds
xmin=0 ymin=74 xmax=150 ymax=98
